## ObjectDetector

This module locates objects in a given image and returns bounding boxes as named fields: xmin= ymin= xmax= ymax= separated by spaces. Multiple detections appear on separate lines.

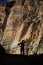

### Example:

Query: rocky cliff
xmin=0 ymin=0 xmax=43 ymax=55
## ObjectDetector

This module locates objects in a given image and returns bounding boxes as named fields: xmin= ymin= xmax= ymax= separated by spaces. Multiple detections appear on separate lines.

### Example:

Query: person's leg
xmin=20 ymin=48 xmax=22 ymax=55
xmin=23 ymin=48 xmax=24 ymax=55
xmin=27 ymin=49 xmax=28 ymax=56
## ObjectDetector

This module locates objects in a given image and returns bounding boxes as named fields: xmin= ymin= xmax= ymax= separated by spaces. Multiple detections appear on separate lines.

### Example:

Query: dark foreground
xmin=0 ymin=44 xmax=43 ymax=65
xmin=0 ymin=54 xmax=43 ymax=65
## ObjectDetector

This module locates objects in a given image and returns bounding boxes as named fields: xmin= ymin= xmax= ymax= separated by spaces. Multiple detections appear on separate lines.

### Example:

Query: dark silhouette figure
xmin=26 ymin=48 xmax=29 ymax=56
xmin=18 ymin=40 xmax=25 ymax=55
xmin=0 ymin=44 xmax=6 ymax=55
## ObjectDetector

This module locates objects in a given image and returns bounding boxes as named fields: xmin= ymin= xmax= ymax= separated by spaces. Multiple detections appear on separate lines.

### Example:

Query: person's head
xmin=22 ymin=40 xmax=25 ymax=43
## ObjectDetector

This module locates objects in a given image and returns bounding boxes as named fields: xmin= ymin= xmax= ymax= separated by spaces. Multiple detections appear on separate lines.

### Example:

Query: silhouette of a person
xmin=18 ymin=40 xmax=25 ymax=55
xmin=26 ymin=48 xmax=29 ymax=56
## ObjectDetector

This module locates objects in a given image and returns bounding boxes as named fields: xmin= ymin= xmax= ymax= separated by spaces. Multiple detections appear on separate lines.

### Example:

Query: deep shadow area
xmin=0 ymin=44 xmax=6 ymax=55
xmin=0 ymin=54 xmax=43 ymax=65
xmin=0 ymin=44 xmax=43 ymax=65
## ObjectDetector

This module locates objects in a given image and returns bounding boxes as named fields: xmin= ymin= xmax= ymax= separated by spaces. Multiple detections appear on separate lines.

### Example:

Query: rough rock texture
xmin=0 ymin=0 xmax=43 ymax=55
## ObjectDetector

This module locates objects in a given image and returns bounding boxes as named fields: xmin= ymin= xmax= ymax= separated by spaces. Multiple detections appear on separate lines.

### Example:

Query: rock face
xmin=0 ymin=0 xmax=43 ymax=55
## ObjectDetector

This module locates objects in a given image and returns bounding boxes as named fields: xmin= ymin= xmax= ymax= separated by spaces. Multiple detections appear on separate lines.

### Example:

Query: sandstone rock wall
xmin=0 ymin=0 xmax=43 ymax=55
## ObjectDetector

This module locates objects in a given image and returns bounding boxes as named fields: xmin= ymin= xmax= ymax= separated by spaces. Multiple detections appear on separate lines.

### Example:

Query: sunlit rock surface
xmin=0 ymin=0 xmax=43 ymax=55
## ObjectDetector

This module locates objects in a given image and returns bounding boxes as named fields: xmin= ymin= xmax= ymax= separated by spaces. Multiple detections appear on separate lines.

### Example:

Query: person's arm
xmin=17 ymin=42 xmax=21 ymax=47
